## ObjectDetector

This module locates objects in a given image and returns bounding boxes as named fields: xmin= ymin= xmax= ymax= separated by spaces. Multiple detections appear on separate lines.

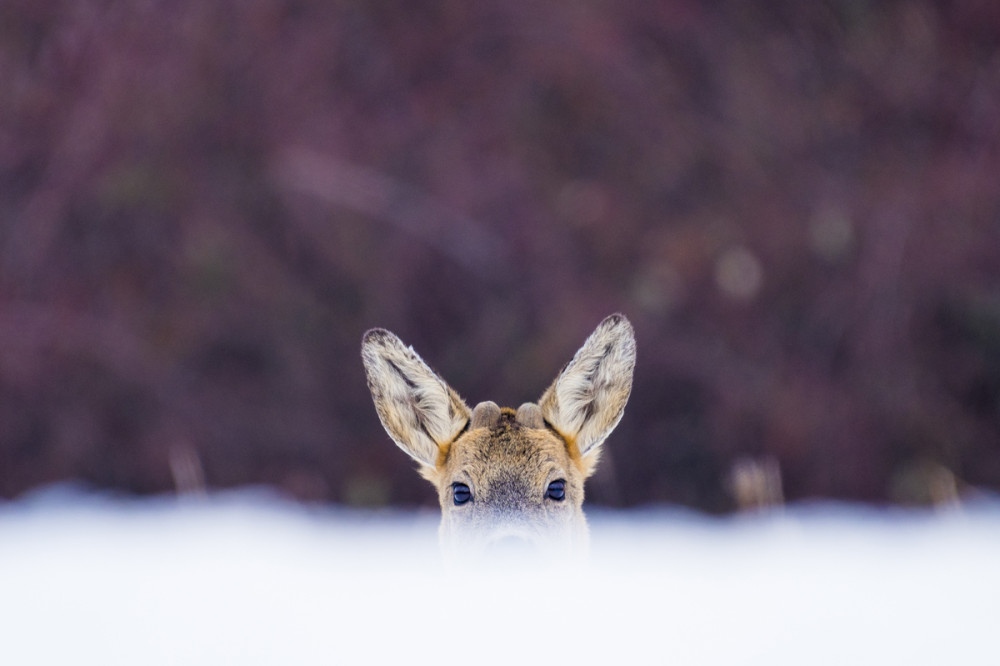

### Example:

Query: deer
xmin=361 ymin=314 xmax=635 ymax=562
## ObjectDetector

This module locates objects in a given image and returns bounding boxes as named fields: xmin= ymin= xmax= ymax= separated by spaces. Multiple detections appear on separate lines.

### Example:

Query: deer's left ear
xmin=539 ymin=314 xmax=636 ymax=462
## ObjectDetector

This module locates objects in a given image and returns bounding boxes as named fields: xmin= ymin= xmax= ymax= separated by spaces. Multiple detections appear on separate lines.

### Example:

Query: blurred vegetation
xmin=1 ymin=0 xmax=998 ymax=511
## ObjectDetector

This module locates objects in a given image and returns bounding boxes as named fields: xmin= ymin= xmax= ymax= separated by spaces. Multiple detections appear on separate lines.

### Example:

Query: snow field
xmin=1 ymin=488 xmax=997 ymax=665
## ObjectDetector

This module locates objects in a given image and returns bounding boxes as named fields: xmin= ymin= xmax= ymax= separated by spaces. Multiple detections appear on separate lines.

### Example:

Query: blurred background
xmin=1 ymin=0 xmax=998 ymax=513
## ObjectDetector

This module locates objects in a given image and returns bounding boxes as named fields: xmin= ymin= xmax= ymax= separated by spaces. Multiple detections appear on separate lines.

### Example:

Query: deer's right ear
xmin=361 ymin=329 xmax=470 ymax=467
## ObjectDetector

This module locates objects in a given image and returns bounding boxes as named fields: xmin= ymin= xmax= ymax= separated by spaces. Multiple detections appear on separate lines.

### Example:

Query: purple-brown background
xmin=2 ymin=0 xmax=998 ymax=511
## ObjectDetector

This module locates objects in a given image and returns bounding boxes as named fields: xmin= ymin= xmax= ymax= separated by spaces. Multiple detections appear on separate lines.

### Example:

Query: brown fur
xmin=361 ymin=314 xmax=635 ymax=561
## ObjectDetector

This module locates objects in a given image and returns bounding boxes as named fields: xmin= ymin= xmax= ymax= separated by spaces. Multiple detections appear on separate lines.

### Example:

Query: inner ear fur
xmin=361 ymin=328 xmax=470 ymax=467
xmin=539 ymin=314 xmax=636 ymax=460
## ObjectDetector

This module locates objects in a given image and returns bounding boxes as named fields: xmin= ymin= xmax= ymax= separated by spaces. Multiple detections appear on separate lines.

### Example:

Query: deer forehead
xmin=437 ymin=411 xmax=583 ymax=491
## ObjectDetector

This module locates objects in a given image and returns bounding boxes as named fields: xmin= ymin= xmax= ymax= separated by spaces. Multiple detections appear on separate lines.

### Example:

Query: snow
xmin=2 ymin=486 xmax=998 ymax=665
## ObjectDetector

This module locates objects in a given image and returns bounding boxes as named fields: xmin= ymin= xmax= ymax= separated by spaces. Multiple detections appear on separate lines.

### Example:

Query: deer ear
xmin=361 ymin=329 xmax=470 ymax=467
xmin=539 ymin=314 xmax=636 ymax=460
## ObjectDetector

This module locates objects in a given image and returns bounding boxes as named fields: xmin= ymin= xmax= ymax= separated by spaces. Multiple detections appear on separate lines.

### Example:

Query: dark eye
xmin=452 ymin=482 xmax=472 ymax=506
xmin=545 ymin=479 xmax=566 ymax=501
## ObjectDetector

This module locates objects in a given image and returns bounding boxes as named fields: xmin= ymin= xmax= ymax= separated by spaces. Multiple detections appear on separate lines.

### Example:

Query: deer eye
xmin=452 ymin=482 xmax=472 ymax=506
xmin=545 ymin=479 xmax=566 ymax=501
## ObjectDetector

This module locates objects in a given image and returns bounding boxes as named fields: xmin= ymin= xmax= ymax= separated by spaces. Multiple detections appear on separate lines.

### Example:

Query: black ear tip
xmin=362 ymin=328 xmax=406 ymax=357
xmin=603 ymin=313 xmax=632 ymax=330
xmin=362 ymin=328 xmax=391 ymax=345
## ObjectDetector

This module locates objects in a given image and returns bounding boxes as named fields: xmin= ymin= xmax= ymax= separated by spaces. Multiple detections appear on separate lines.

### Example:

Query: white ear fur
xmin=539 ymin=314 xmax=636 ymax=458
xmin=361 ymin=329 xmax=470 ymax=467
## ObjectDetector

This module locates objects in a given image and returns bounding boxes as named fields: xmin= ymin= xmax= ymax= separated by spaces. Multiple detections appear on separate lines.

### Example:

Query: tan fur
xmin=361 ymin=314 xmax=635 ymax=561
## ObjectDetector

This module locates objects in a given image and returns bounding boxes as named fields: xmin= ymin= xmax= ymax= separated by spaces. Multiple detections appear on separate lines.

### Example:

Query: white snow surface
xmin=1 ymin=486 xmax=998 ymax=665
